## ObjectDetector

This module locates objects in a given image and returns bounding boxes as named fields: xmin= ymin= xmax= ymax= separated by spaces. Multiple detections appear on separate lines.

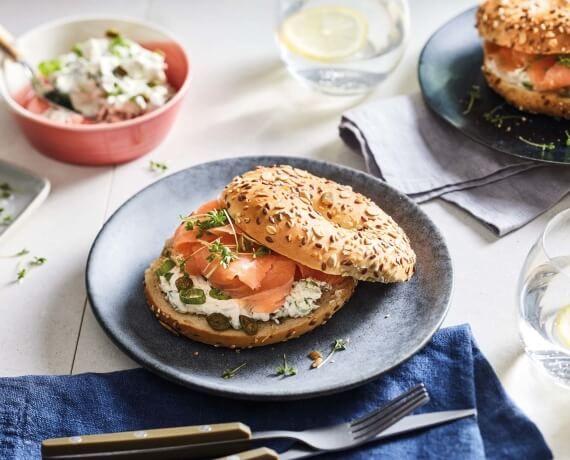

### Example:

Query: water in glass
xmin=276 ymin=0 xmax=409 ymax=95
xmin=518 ymin=209 xmax=570 ymax=388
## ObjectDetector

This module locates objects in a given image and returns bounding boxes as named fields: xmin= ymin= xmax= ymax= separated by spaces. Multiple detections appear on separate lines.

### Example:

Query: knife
xmin=42 ymin=409 xmax=476 ymax=459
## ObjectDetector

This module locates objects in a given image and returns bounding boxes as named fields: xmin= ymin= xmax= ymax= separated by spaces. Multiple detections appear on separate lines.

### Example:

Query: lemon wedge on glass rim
xmin=554 ymin=304 xmax=570 ymax=349
xmin=279 ymin=6 xmax=369 ymax=62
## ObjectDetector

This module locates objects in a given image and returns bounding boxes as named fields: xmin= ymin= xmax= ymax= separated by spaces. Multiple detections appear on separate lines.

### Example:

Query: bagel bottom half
xmin=144 ymin=256 xmax=358 ymax=348
xmin=482 ymin=63 xmax=570 ymax=119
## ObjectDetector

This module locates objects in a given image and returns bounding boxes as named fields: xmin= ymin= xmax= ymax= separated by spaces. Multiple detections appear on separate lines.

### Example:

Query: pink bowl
xmin=0 ymin=17 xmax=191 ymax=165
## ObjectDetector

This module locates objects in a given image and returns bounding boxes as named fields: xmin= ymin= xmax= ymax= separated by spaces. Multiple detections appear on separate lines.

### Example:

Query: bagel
xmin=476 ymin=0 xmax=570 ymax=55
xmin=483 ymin=64 xmax=570 ymax=118
xmin=145 ymin=253 xmax=357 ymax=348
xmin=476 ymin=0 xmax=570 ymax=118
xmin=222 ymin=165 xmax=416 ymax=283
xmin=144 ymin=165 xmax=415 ymax=348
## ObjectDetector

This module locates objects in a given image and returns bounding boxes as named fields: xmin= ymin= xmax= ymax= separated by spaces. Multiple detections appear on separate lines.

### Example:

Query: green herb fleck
xmin=483 ymin=104 xmax=526 ymax=128
xmin=16 ymin=268 xmax=26 ymax=283
xmin=463 ymin=85 xmax=481 ymax=115
xmin=149 ymin=160 xmax=168 ymax=173
xmin=276 ymin=354 xmax=297 ymax=377
xmin=1 ymin=215 xmax=13 ymax=225
xmin=565 ymin=130 xmax=570 ymax=147
xmin=164 ymin=272 xmax=174 ymax=282
xmin=71 ymin=44 xmax=83 ymax=56
xmin=207 ymin=240 xmax=237 ymax=269
xmin=0 ymin=248 xmax=29 ymax=259
xmin=30 ymin=256 xmax=47 ymax=266
xmin=557 ymin=55 xmax=570 ymax=68
xmin=316 ymin=338 xmax=349 ymax=368
xmin=0 ymin=183 xmax=13 ymax=199
xmin=222 ymin=362 xmax=247 ymax=379
xmin=109 ymin=34 xmax=131 ymax=56
xmin=252 ymin=246 xmax=271 ymax=258
xmin=518 ymin=136 xmax=556 ymax=153
xmin=38 ymin=59 xmax=61 ymax=76
xmin=522 ymin=82 xmax=534 ymax=90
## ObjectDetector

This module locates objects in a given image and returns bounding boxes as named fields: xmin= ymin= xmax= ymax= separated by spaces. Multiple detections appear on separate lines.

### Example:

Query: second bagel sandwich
xmin=144 ymin=165 xmax=416 ymax=348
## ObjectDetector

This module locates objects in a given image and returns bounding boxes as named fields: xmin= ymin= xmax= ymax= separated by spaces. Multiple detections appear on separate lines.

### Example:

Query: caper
xmin=175 ymin=276 xmax=193 ymax=291
xmin=239 ymin=315 xmax=259 ymax=336
xmin=113 ymin=65 xmax=128 ymax=77
xmin=207 ymin=313 xmax=231 ymax=331
xmin=209 ymin=287 xmax=231 ymax=300
xmin=156 ymin=259 xmax=175 ymax=277
xmin=105 ymin=28 xmax=120 ymax=38
xmin=179 ymin=288 xmax=206 ymax=305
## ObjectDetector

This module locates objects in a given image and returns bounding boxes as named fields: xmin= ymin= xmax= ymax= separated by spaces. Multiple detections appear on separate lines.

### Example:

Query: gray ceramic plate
xmin=419 ymin=7 xmax=570 ymax=164
xmin=0 ymin=160 xmax=50 ymax=243
xmin=86 ymin=157 xmax=452 ymax=400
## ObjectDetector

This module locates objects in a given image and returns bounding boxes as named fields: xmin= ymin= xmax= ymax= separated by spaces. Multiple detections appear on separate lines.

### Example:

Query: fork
xmin=249 ymin=383 xmax=429 ymax=451
xmin=41 ymin=383 xmax=429 ymax=459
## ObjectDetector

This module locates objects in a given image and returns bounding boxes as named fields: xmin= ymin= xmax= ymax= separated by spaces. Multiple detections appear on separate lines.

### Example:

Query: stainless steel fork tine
xmin=350 ymin=384 xmax=426 ymax=428
xmin=352 ymin=390 xmax=430 ymax=440
xmin=351 ymin=388 xmax=429 ymax=436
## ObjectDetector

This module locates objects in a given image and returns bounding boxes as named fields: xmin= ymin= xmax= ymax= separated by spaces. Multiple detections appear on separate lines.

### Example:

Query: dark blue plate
xmin=86 ymin=156 xmax=452 ymax=400
xmin=419 ymin=7 xmax=570 ymax=165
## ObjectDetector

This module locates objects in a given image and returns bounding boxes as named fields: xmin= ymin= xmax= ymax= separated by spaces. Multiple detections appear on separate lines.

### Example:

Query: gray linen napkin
xmin=339 ymin=93 xmax=570 ymax=236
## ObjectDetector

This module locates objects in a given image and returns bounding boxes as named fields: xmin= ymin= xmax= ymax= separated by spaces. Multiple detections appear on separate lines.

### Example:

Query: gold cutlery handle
xmin=215 ymin=447 xmax=280 ymax=460
xmin=0 ymin=24 xmax=20 ymax=61
xmin=41 ymin=422 xmax=251 ymax=456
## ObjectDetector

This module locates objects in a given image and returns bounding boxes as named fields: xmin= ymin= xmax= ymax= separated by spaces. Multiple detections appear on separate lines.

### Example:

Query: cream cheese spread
xmin=158 ymin=267 xmax=328 ymax=330
xmin=38 ymin=33 xmax=173 ymax=120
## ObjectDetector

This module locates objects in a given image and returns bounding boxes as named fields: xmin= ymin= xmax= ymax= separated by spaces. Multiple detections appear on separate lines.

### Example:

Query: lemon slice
xmin=279 ymin=6 xmax=368 ymax=62
xmin=554 ymin=304 xmax=570 ymax=349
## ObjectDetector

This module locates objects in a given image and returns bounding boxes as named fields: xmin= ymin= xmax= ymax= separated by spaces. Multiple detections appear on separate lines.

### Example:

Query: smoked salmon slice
xmin=485 ymin=42 xmax=531 ymax=71
xmin=171 ymin=200 xmax=345 ymax=313
xmin=528 ymin=58 xmax=570 ymax=91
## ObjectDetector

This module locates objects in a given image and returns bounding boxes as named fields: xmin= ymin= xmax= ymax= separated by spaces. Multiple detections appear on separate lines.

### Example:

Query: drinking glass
xmin=276 ymin=0 xmax=410 ymax=95
xmin=518 ymin=208 xmax=570 ymax=388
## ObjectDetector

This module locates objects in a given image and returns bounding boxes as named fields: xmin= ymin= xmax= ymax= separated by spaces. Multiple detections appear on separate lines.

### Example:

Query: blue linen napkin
xmin=0 ymin=325 xmax=551 ymax=459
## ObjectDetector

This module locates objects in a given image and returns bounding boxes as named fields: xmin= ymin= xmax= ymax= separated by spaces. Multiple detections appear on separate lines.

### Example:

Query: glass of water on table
xmin=276 ymin=0 xmax=410 ymax=95
xmin=518 ymin=209 xmax=570 ymax=388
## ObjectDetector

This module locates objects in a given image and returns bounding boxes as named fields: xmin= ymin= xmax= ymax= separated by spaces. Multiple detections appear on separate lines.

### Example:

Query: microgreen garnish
xmin=0 ymin=248 xmax=29 ymax=259
xmin=16 ymin=268 xmax=27 ymax=283
xmin=207 ymin=240 xmax=237 ymax=268
xmin=463 ymin=85 xmax=480 ymax=115
xmin=316 ymin=338 xmax=349 ymax=368
xmin=253 ymin=246 xmax=271 ymax=258
xmin=222 ymin=362 xmax=247 ymax=379
xmin=0 ymin=182 xmax=13 ymax=199
xmin=276 ymin=354 xmax=297 ymax=377
xmin=558 ymin=55 xmax=570 ymax=68
xmin=149 ymin=160 xmax=168 ymax=173
xmin=183 ymin=209 xmax=229 ymax=235
xmin=518 ymin=136 xmax=556 ymax=153
xmin=12 ymin=254 xmax=47 ymax=283
xmin=483 ymin=104 xmax=526 ymax=128
xmin=30 ymin=256 xmax=47 ymax=266
xmin=565 ymin=130 xmax=570 ymax=147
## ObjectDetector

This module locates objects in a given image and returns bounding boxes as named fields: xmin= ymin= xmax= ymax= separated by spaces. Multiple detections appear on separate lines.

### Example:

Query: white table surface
xmin=1 ymin=0 xmax=568 ymax=457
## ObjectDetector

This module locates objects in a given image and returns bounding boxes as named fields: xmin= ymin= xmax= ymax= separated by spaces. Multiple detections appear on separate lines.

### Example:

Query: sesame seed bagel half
xmin=222 ymin=165 xmax=416 ymax=283
xmin=144 ymin=255 xmax=357 ymax=348
xmin=483 ymin=62 xmax=570 ymax=118
xmin=476 ymin=0 xmax=570 ymax=55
